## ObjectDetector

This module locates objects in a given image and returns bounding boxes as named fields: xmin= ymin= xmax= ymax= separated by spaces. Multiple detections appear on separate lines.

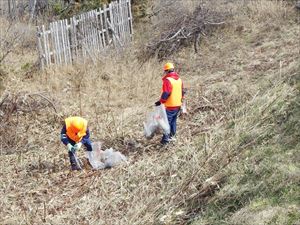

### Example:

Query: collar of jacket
xmin=162 ymin=72 xmax=179 ymax=80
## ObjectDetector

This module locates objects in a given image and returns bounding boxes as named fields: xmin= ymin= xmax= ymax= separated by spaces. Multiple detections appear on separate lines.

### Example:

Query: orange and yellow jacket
xmin=160 ymin=72 xmax=184 ymax=110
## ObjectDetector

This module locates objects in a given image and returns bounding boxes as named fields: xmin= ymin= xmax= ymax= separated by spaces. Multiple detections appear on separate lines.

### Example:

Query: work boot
xmin=169 ymin=137 xmax=177 ymax=142
xmin=68 ymin=151 xmax=81 ymax=171
xmin=160 ymin=139 xmax=170 ymax=145
xmin=161 ymin=133 xmax=171 ymax=145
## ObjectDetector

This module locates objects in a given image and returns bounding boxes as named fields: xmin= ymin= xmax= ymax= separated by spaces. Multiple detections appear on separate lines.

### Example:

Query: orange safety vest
xmin=65 ymin=117 xmax=88 ymax=143
xmin=164 ymin=77 xmax=182 ymax=107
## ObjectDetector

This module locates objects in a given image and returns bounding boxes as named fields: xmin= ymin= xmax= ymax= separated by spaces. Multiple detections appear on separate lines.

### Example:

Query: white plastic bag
xmin=87 ymin=142 xmax=127 ymax=169
xmin=156 ymin=104 xmax=170 ymax=134
xmin=87 ymin=142 xmax=105 ymax=169
xmin=144 ymin=104 xmax=170 ymax=138
xmin=143 ymin=111 xmax=159 ymax=138
xmin=181 ymin=99 xmax=187 ymax=114
xmin=103 ymin=148 xmax=127 ymax=168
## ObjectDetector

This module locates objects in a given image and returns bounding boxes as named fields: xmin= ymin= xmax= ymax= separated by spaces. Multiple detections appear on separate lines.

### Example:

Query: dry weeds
xmin=0 ymin=0 xmax=299 ymax=224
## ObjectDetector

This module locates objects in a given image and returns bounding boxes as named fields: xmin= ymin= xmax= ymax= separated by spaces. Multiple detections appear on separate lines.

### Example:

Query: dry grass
xmin=0 ymin=0 xmax=299 ymax=224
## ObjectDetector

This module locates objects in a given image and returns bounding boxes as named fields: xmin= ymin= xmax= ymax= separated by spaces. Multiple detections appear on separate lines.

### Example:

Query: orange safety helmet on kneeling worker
xmin=65 ymin=116 xmax=88 ymax=143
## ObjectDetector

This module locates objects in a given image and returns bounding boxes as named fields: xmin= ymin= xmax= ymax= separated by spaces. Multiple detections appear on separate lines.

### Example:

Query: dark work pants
xmin=161 ymin=108 xmax=180 ymax=144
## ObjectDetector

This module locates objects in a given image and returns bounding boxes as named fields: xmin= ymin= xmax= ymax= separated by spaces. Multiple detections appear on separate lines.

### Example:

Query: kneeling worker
xmin=61 ymin=116 xmax=92 ymax=170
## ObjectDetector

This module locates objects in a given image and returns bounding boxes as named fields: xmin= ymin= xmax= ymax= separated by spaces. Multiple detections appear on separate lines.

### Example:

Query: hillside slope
xmin=0 ymin=0 xmax=299 ymax=224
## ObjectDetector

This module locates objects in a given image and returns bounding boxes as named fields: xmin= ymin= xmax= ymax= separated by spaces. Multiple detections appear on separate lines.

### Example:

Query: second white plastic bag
xmin=87 ymin=142 xmax=127 ymax=170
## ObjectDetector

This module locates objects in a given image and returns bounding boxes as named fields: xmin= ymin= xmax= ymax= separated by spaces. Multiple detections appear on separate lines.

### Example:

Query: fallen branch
xmin=0 ymin=91 xmax=58 ymax=118
xmin=28 ymin=92 xmax=58 ymax=113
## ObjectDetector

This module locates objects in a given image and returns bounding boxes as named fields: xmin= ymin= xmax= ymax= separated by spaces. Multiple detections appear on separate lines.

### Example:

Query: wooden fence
xmin=37 ymin=0 xmax=133 ymax=69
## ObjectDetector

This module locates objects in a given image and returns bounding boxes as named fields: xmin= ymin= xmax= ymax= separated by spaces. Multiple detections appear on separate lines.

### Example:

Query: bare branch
xmin=27 ymin=93 xmax=58 ymax=113
xmin=141 ymin=5 xmax=228 ymax=60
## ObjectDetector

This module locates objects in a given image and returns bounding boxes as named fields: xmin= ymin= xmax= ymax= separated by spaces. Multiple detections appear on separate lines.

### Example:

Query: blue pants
xmin=68 ymin=138 xmax=93 ymax=151
xmin=161 ymin=108 xmax=180 ymax=144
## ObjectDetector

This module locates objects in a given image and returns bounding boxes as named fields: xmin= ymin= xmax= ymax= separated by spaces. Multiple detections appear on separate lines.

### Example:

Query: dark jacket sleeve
xmin=81 ymin=128 xmax=90 ymax=144
xmin=60 ymin=124 xmax=69 ymax=145
xmin=81 ymin=128 xmax=92 ymax=151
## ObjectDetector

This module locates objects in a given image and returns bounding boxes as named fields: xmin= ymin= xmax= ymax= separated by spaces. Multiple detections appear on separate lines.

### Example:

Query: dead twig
xmin=27 ymin=92 xmax=58 ymax=114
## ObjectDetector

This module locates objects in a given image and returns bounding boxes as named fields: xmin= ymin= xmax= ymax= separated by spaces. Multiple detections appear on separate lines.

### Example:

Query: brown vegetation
xmin=0 ymin=0 xmax=299 ymax=224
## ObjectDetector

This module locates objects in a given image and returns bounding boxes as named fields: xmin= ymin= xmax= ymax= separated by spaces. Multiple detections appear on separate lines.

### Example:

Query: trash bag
xmin=87 ymin=142 xmax=127 ymax=170
xmin=144 ymin=104 xmax=170 ymax=139
xmin=156 ymin=104 xmax=170 ymax=134
xmin=102 ymin=148 xmax=127 ymax=168
xmin=87 ymin=142 xmax=106 ymax=169
xmin=181 ymin=99 xmax=187 ymax=114
xmin=143 ymin=112 xmax=159 ymax=139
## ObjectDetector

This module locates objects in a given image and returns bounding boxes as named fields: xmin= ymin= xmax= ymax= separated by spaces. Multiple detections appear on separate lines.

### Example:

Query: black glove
xmin=155 ymin=101 xmax=161 ymax=106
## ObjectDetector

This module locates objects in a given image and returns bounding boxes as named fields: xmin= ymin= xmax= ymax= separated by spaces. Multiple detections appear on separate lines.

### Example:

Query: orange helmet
xmin=163 ymin=62 xmax=174 ymax=71
xmin=70 ymin=117 xmax=84 ymax=133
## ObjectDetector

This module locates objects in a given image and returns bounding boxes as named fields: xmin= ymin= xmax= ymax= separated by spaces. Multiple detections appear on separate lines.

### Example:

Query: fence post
xmin=109 ymin=2 xmax=118 ymax=48
xmin=55 ymin=21 xmax=62 ymax=65
xmin=30 ymin=0 xmax=37 ymax=22
xmin=103 ymin=4 xmax=110 ymax=47
xmin=98 ymin=9 xmax=106 ymax=48
xmin=8 ymin=0 xmax=12 ymax=18
xmin=70 ymin=17 xmax=78 ymax=62
xmin=128 ymin=0 xmax=133 ymax=38
xmin=36 ymin=26 xmax=45 ymax=69
xmin=50 ymin=23 xmax=57 ymax=65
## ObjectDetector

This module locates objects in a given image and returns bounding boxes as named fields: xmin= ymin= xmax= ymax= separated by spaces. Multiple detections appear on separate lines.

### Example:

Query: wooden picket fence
xmin=36 ymin=0 xmax=133 ymax=69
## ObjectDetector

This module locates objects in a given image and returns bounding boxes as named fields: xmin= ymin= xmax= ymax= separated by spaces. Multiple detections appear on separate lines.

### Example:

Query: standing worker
xmin=61 ymin=116 xmax=92 ymax=170
xmin=155 ymin=62 xmax=185 ymax=145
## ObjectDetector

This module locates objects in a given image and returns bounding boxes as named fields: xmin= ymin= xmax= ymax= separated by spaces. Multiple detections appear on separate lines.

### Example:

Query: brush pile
xmin=0 ymin=92 xmax=59 ymax=154
xmin=143 ymin=5 xmax=227 ymax=60
xmin=0 ymin=92 xmax=57 ymax=116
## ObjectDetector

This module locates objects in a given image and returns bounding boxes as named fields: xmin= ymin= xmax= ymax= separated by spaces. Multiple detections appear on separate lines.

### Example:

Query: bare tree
xmin=0 ymin=21 xmax=22 ymax=64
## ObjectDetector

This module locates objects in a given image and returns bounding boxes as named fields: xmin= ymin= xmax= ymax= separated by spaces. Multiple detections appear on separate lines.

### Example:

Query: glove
xmin=67 ymin=143 xmax=75 ymax=153
xmin=73 ymin=142 xmax=82 ymax=151
xmin=155 ymin=101 xmax=161 ymax=106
